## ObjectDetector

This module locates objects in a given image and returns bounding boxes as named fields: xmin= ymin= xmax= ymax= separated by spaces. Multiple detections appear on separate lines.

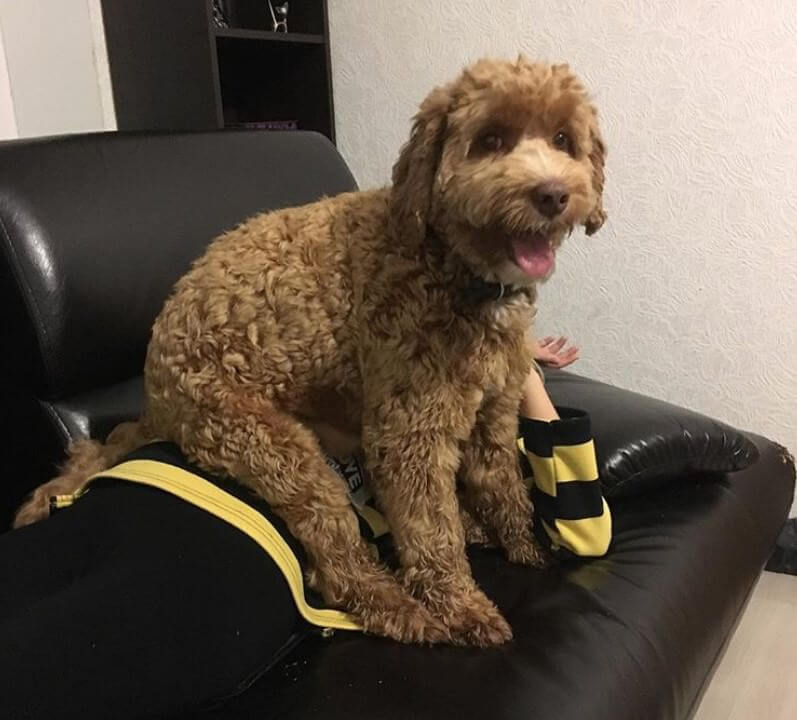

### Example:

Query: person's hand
xmin=534 ymin=336 xmax=579 ymax=368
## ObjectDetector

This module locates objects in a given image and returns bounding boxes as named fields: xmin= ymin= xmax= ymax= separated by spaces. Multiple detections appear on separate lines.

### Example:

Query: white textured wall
xmin=0 ymin=0 xmax=114 ymax=138
xmin=0 ymin=19 xmax=16 ymax=139
xmin=329 ymin=1 xmax=797 ymax=506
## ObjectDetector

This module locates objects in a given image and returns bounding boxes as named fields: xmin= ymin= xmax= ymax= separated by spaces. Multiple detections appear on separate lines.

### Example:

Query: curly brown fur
xmin=13 ymin=422 xmax=144 ymax=528
xmin=16 ymin=58 xmax=606 ymax=646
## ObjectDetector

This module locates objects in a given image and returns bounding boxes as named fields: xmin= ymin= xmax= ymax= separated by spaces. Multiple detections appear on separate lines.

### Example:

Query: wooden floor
xmin=694 ymin=571 xmax=797 ymax=719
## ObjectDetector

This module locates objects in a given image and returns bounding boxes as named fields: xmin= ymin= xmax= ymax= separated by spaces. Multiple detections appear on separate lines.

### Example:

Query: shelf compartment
xmin=216 ymin=36 xmax=332 ymax=139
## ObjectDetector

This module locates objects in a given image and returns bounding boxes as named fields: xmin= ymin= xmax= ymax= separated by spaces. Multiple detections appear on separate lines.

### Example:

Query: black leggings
xmin=0 ymin=479 xmax=303 ymax=719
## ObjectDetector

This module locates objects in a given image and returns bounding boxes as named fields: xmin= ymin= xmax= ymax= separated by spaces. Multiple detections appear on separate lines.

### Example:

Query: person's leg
xmin=178 ymin=398 xmax=448 ymax=645
xmin=0 ymin=480 xmax=300 ymax=719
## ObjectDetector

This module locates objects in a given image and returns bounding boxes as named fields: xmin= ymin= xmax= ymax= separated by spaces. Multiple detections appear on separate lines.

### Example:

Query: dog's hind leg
xmin=179 ymin=396 xmax=449 ymax=646
xmin=13 ymin=421 xmax=145 ymax=529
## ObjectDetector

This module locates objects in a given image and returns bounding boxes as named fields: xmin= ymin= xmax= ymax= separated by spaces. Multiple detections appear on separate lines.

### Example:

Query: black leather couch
xmin=1 ymin=131 xmax=794 ymax=720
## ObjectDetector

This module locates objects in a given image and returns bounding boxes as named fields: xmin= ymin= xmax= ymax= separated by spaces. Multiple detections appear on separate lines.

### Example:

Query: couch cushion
xmin=182 ymin=435 xmax=794 ymax=720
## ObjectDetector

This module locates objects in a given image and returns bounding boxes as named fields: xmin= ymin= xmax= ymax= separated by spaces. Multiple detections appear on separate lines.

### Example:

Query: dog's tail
xmin=12 ymin=420 xmax=147 ymax=529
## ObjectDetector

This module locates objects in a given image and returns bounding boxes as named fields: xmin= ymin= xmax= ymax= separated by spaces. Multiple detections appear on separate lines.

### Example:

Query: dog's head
xmin=390 ymin=57 xmax=606 ymax=286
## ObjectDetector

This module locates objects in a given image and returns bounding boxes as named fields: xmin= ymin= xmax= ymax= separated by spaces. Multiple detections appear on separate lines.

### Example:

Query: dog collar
xmin=424 ymin=228 xmax=526 ymax=304
xmin=464 ymin=277 xmax=524 ymax=304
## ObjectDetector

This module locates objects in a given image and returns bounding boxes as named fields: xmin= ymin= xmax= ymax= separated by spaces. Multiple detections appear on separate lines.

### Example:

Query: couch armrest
xmin=544 ymin=369 xmax=759 ymax=498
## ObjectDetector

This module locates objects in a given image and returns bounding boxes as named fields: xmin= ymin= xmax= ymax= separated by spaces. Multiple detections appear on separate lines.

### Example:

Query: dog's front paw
xmin=401 ymin=571 xmax=512 ymax=647
xmin=360 ymin=600 xmax=452 ymax=646
xmin=505 ymin=534 xmax=554 ymax=569
xmin=313 ymin=565 xmax=452 ymax=646
xmin=445 ymin=588 xmax=513 ymax=647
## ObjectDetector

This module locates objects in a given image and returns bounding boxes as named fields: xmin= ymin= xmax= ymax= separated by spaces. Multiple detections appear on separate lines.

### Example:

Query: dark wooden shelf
xmin=212 ymin=27 xmax=325 ymax=44
xmin=101 ymin=0 xmax=334 ymax=141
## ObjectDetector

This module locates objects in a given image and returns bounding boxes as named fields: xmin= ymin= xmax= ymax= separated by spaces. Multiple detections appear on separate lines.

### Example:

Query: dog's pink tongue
xmin=511 ymin=235 xmax=554 ymax=278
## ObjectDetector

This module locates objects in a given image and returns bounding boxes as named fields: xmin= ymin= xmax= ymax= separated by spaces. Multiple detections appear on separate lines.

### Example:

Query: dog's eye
xmin=553 ymin=131 xmax=574 ymax=155
xmin=478 ymin=133 xmax=503 ymax=153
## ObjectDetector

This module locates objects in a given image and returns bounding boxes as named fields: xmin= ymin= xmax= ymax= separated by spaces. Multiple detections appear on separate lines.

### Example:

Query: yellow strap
xmin=87 ymin=460 xmax=362 ymax=633
xmin=357 ymin=504 xmax=390 ymax=538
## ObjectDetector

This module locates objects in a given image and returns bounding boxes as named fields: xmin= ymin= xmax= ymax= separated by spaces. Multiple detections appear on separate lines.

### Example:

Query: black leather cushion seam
xmin=49 ymin=374 xmax=145 ymax=444
xmin=0 ymin=207 xmax=56 ymax=395
xmin=40 ymin=400 xmax=74 ymax=447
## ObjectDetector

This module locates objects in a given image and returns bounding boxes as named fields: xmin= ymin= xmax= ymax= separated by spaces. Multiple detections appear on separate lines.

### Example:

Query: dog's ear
xmin=584 ymin=114 xmax=607 ymax=236
xmin=389 ymin=85 xmax=452 ymax=247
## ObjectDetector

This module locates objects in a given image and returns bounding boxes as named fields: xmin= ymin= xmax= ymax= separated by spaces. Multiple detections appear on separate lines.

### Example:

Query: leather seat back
xmin=0 ymin=130 xmax=357 ymax=524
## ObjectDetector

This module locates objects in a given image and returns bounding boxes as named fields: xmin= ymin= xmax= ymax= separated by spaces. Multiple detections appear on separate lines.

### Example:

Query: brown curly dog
xmin=15 ymin=57 xmax=606 ymax=646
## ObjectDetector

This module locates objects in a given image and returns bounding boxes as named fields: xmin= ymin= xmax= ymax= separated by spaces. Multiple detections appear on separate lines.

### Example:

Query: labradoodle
xmin=15 ymin=57 xmax=606 ymax=646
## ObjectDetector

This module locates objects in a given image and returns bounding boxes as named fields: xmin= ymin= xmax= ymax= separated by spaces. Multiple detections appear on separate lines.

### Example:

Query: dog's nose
xmin=531 ymin=182 xmax=569 ymax=218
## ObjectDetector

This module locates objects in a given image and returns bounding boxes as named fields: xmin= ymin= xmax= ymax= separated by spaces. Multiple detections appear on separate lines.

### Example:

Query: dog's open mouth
xmin=509 ymin=232 xmax=555 ymax=278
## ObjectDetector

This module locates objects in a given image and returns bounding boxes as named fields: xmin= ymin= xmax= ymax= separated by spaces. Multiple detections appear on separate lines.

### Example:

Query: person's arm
xmin=519 ymin=363 xmax=558 ymax=420
xmin=517 ymin=364 xmax=612 ymax=558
